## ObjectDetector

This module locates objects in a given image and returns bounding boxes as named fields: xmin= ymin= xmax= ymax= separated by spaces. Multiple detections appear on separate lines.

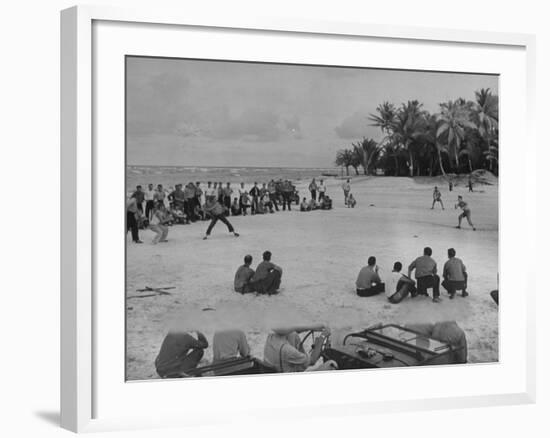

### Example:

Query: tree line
xmin=335 ymin=88 xmax=498 ymax=177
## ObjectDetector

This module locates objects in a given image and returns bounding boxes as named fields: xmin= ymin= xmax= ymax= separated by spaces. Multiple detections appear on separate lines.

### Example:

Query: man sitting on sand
xmin=261 ymin=192 xmax=275 ymax=213
xmin=385 ymin=262 xmax=417 ymax=304
xmin=234 ymin=255 xmax=255 ymax=294
xmin=408 ymin=247 xmax=441 ymax=302
xmin=321 ymin=194 xmax=332 ymax=210
xmin=442 ymin=248 xmax=468 ymax=298
xmin=300 ymin=197 xmax=310 ymax=211
xmin=213 ymin=329 xmax=250 ymax=363
xmin=248 ymin=250 xmax=283 ymax=295
xmin=263 ymin=324 xmax=337 ymax=372
xmin=347 ymin=193 xmax=356 ymax=208
xmin=356 ymin=256 xmax=385 ymax=297
xmin=155 ymin=330 xmax=209 ymax=378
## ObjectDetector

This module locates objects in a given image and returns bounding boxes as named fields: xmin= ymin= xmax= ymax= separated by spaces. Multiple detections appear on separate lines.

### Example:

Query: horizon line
xmin=127 ymin=164 xmax=339 ymax=169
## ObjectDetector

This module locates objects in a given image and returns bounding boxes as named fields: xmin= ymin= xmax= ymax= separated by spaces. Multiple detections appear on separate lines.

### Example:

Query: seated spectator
xmin=442 ymin=248 xmax=468 ymax=298
xmin=248 ymin=250 xmax=283 ymax=295
xmin=347 ymin=194 xmax=357 ymax=208
xmin=234 ymin=255 xmax=255 ymax=294
xmin=230 ymin=197 xmax=242 ymax=216
xmin=170 ymin=204 xmax=188 ymax=224
xmin=385 ymin=262 xmax=416 ymax=304
xmin=155 ymin=330 xmax=208 ymax=378
xmin=263 ymin=324 xmax=337 ymax=372
xmin=261 ymin=193 xmax=274 ymax=213
xmin=300 ymin=197 xmax=310 ymax=211
xmin=321 ymin=195 xmax=332 ymax=210
xmin=356 ymin=256 xmax=385 ymax=297
xmin=212 ymin=329 xmax=250 ymax=363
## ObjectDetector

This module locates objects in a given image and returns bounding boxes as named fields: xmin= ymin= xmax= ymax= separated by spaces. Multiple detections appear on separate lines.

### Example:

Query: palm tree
xmin=484 ymin=139 xmax=499 ymax=174
xmin=391 ymin=101 xmax=427 ymax=177
xmin=436 ymin=99 xmax=477 ymax=172
xmin=370 ymin=102 xmax=401 ymax=175
xmin=425 ymin=113 xmax=447 ymax=176
xmin=352 ymin=138 xmax=382 ymax=175
xmin=474 ymin=88 xmax=499 ymax=171
xmin=350 ymin=147 xmax=362 ymax=175
xmin=369 ymin=102 xmax=397 ymax=135
xmin=335 ymin=149 xmax=354 ymax=176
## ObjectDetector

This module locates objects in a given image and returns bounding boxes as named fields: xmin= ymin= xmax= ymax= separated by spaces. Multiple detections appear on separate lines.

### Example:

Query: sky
xmin=126 ymin=57 xmax=498 ymax=168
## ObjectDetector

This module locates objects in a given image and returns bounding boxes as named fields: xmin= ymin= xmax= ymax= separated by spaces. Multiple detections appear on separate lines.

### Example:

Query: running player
xmin=431 ymin=186 xmax=444 ymax=210
xmin=455 ymin=195 xmax=476 ymax=230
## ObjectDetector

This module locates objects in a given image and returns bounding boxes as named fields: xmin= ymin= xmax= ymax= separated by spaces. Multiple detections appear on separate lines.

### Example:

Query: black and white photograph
xmin=125 ymin=56 xmax=499 ymax=381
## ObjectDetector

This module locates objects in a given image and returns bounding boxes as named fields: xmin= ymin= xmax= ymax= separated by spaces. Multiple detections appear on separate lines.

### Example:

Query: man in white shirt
xmin=144 ymin=183 xmax=156 ymax=220
xmin=318 ymin=179 xmax=327 ymax=201
xmin=238 ymin=182 xmax=249 ymax=215
xmin=205 ymin=181 xmax=216 ymax=202
xmin=385 ymin=262 xmax=416 ymax=304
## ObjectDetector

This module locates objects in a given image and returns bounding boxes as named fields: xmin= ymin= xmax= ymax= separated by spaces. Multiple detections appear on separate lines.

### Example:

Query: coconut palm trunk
xmin=408 ymin=149 xmax=414 ymax=177
xmin=437 ymin=148 xmax=446 ymax=176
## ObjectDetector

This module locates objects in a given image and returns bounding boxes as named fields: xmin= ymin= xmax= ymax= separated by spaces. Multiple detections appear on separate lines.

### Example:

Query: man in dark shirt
xmin=234 ymin=255 xmax=255 ymax=293
xmin=249 ymin=251 xmax=283 ymax=295
xmin=249 ymin=182 xmax=261 ymax=214
xmin=408 ymin=247 xmax=441 ymax=302
xmin=281 ymin=180 xmax=293 ymax=211
xmin=268 ymin=179 xmax=279 ymax=211
xmin=203 ymin=198 xmax=240 ymax=240
xmin=126 ymin=197 xmax=142 ymax=243
xmin=170 ymin=184 xmax=185 ymax=209
xmin=131 ymin=185 xmax=145 ymax=213
xmin=155 ymin=330 xmax=208 ymax=378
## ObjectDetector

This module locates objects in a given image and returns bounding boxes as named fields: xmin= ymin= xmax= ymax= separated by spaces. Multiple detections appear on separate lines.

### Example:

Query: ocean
xmin=126 ymin=165 xmax=342 ymax=190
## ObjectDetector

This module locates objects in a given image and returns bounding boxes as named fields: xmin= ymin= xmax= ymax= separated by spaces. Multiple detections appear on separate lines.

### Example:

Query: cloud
xmin=206 ymin=108 xmax=304 ymax=142
xmin=334 ymin=111 xmax=371 ymax=139
xmin=126 ymin=71 xmax=192 ymax=136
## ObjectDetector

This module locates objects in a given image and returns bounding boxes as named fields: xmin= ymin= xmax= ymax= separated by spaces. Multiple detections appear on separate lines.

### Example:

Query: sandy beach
xmin=126 ymin=176 xmax=498 ymax=380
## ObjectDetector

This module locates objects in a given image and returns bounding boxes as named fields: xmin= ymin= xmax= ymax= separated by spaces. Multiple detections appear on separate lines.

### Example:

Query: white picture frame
xmin=60 ymin=4 xmax=536 ymax=433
